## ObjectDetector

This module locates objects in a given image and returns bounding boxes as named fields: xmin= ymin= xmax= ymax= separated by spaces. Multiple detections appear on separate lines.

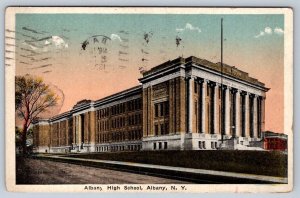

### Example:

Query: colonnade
xmin=186 ymin=77 xmax=265 ymax=138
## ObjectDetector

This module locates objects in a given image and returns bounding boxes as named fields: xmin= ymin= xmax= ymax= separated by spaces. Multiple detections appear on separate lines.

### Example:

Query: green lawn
xmin=67 ymin=150 xmax=287 ymax=177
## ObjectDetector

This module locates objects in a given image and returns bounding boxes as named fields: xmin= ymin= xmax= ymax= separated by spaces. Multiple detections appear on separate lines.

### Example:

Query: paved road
xmin=16 ymin=157 xmax=192 ymax=184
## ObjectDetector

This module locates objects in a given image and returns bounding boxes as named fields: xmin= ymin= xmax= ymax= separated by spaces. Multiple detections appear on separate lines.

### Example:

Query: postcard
xmin=5 ymin=7 xmax=293 ymax=192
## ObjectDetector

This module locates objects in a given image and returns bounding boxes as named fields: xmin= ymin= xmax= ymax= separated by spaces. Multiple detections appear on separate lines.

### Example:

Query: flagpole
xmin=221 ymin=18 xmax=224 ymax=144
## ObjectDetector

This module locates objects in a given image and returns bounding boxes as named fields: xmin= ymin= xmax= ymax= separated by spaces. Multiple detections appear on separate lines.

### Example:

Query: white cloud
xmin=22 ymin=35 xmax=68 ymax=52
xmin=254 ymin=27 xmax=284 ymax=38
xmin=176 ymin=23 xmax=201 ymax=33
xmin=274 ymin=27 xmax=284 ymax=35
xmin=176 ymin=28 xmax=185 ymax=32
xmin=254 ymin=31 xmax=265 ymax=38
xmin=51 ymin=36 xmax=68 ymax=48
xmin=110 ymin=34 xmax=122 ymax=42
xmin=22 ymin=42 xmax=38 ymax=50
xmin=264 ymin=27 xmax=272 ymax=34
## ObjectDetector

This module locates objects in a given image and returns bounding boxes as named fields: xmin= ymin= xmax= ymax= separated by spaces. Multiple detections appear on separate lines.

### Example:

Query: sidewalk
xmin=37 ymin=154 xmax=288 ymax=184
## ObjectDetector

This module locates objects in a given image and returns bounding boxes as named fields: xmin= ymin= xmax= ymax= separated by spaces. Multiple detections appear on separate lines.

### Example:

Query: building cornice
xmin=140 ymin=56 xmax=268 ymax=90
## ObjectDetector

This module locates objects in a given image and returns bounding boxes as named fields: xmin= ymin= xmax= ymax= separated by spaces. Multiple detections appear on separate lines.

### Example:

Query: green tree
xmin=15 ymin=75 xmax=59 ymax=154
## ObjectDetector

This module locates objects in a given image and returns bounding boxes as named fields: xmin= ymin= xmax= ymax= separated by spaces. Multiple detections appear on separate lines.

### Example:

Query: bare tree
xmin=15 ymin=74 xmax=59 ymax=154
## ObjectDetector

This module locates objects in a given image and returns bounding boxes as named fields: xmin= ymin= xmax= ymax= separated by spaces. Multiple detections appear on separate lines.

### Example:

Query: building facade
xmin=32 ymin=56 xmax=269 ymax=153
xmin=262 ymin=131 xmax=288 ymax=151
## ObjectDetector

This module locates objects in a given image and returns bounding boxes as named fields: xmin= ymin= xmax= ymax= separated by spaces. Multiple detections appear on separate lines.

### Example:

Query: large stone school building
xmin=32 ymin=56 xmax=269 ymax=153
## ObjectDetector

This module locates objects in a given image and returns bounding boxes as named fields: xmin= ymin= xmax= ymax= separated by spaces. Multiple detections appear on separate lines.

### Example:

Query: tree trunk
xmin=22 ymin=122 xmax=28 ymax=155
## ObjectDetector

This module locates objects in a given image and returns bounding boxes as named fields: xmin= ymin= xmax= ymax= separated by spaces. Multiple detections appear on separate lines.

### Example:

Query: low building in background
xmin=262 ymin=131 xmax=288 ymax=151
xmin=32 ymin=56 xmax=270 ymax=153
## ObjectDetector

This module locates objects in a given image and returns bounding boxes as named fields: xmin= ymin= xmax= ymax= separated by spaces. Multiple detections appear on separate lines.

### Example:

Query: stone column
xmin=261 ymin=97 xmax=266 ymax=133
xmin=90 ymin=111 xmax=96 ymax=149
xmin=225 ymin=87 xmax=230 ymax=135
xmin=77 ymin=116 xmax=81 ymax=145
xmin=169 ymin=79 xmax=174 ymax=134
xmin=214 ymin=84 xmax=220 ymax=134
xmin=179 ymin=77 xmax=186 ymax=132
xmin=235 ymin=90 xmax=241 ymax=137
xmin=148 ymin=87 xmax=153 ymax=136
xmin=72 ymin=116 xmax=76 ymax=145
xmin=188 ymin=77 xmax=194 ymax=133
xmin=66 ymin=119 xmax=69 ymax=146
xmin=253 ymin=95 xmax=258 ymax=138
xmin=142 ymin=88 xmax=148 ymax=137
xmin=58 ymin=122 xmax=61 ymax=146
xmin=245 ymin=93 xmax=250 ymax=137
xmin=202 ymin=80 xmax=207 ymax=133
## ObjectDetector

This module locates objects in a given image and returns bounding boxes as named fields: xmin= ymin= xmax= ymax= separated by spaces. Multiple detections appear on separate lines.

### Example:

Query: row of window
xmin=111 ymin=117 xmax=126 ymax=129
xmin=127 ymin=99 xmax=142 ymax=112
xmin=111 ymin=103 xmax=126 ymax=115
xmin=198 ymin=141 xmax=218 ymax=150
xmin=97 ymin=129 xmax=142 ymax=143
xmin=97 ymin=113 xmax=142 ymax=132
xmin=154 ymin=122 xmax=169 ymax=136
xmin=96 ymin=99 xmax=142 ymax=119
xmin=154 ymin=101 xmax=169 ymax=118
xmin=111 ymin=144 xmax=142 ymax=152
xmin=128 ymin=114 xmax=142 ymax=126
xmin=153 ymin=142 xmax=168 ymax=150
xmin=95 ymin=144 xmax=142 ymax=152
xmin=98 ymin=120 xmax=109 ymax=131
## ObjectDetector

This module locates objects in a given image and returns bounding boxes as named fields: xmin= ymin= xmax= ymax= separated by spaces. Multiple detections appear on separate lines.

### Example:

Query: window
xmin=138 ymin=114 xmax=141 ymax=124
xmin=194 ymin=81 xmax=198 ymax=93
xmin=136 ymin=99 xmax=139 ymax=110
xmin=203 ymin=141 xmax=206 ymax=149
xmin=199 ymin=141 xmax=202 ymax=149
xmin=155 ymin=124 xmax=159 ymax=136
xmin=165 ymin=101 xmax=169 ymax=115
xmin=160 ymin=103 xmax=164 ymax=116
xmin=165 ymin=123 xmax=169 ymax=134
xmin=128 ymin=101 xmax=132 ymax=111
xmin=211 ymin=142 xmax=214 ymax=149
xmin=215 ymin=142 xmax=217 ymax=149
xmin=135 ymin=114 xmax=138 ymax=125
xmin=155 ymin=104 xmax=159 ymax=117
xmin=159 ymin=142 xmax=162 ymax=149
xmin=123 ymin=103 xmax=126 ymax=112
xmin=164 ymin=142 xmax=168 ymax=149
xmin=160 ymin=124 xmax=165 ymax=135
xmin=138 ymin=100 xmax=142 ymax=109
xmin=154 ymin=101 xmax=169 ymax=117
xmin=153 ymin=142 xmax=156 ymax=150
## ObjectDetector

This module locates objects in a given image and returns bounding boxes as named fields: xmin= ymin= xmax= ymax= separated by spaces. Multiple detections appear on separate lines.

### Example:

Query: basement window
xmin=159 ymin=142 xmax=162 ymax=149
xmin=198 ymin=141 xmax=202 ymax=149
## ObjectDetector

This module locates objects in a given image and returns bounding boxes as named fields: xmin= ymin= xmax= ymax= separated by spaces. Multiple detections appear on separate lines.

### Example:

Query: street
xmin=16 ymin=157 xmax=192 ymax=184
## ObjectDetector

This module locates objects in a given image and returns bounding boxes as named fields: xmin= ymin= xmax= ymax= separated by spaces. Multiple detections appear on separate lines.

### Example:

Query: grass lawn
xmin=67 ymin=150 xmax=287 ymax=177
